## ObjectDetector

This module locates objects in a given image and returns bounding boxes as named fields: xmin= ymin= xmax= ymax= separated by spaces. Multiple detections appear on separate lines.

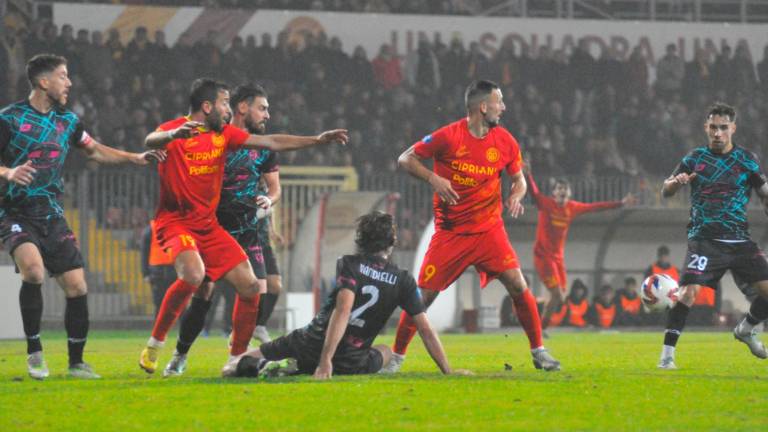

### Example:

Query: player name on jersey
xmin=359 ymin=263 xmax=398 ymax=285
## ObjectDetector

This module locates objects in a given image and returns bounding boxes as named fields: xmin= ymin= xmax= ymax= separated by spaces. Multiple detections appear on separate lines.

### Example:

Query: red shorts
xmin=156 ymin=219 xmax=247 ymax=282
xmin=533 ymin=251 xmax=567 ymax=291
xmin=418 ymin=224 xmax=519 ymax=291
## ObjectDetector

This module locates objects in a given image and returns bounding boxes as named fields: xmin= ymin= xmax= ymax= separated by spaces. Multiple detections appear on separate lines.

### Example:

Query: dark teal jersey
xmin=0 ymin=100 xmax=87 ymax=220
xmin=672 ymin=145 xmax=767 ymax=240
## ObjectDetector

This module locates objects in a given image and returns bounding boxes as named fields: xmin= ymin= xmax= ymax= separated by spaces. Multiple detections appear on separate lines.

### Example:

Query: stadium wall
xmin=50 ymin=3 xmax=768 ymax=69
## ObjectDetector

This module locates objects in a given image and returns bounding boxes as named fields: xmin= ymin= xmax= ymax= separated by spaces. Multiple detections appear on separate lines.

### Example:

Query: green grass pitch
xmin=1 ymin=330 xmax=767 ymax=431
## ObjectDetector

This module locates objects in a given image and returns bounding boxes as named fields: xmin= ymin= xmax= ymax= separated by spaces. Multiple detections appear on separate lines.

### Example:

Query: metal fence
xmin=0 ymin=167 xmax=702 ymax=324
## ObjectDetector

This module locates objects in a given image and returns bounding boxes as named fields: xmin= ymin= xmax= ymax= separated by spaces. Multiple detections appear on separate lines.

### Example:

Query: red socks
xmin=512 ymin=289 xmax=544 ymax=349
xmin=230 ymin=294 xmax=260 ymax=356
xmin=392 ymin=311 xmax=418 ymax=355
xmin=151 ymin=279 xmax=198 ymax=342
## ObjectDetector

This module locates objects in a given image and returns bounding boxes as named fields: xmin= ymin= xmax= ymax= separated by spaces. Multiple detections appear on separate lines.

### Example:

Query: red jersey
xmin=154 ymin=117 xmax=249 ymax=225
xmin=413 ymin=118 xmax=523 ymax=234
xmin=528 ymin=174 xmax=621 ymax=257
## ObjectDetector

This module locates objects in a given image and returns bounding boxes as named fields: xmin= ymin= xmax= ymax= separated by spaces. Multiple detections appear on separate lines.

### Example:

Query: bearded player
xmin=526 ymin=170 xmax=635 ymax=333
xmin=138 ymin=78 xmax=347 ymax=374
xmin=160 ymin=83 xmax=281 ymax=377
xmin=382 ymin=80 xmax=561 ymax=373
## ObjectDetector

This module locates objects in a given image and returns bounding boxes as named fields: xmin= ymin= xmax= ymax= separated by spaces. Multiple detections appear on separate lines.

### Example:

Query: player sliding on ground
xmin=383 ymin=80 xmax=561 ymax=373
xmin=1 ymin=54 xmax=164 ymax=380
xmin=525 ymin=167 xmax=635 ymax=334
xmin=138 ymin=78 xmax=347 ymax=374
xmin=225 ymin=211 xmax=466 ymax=379
xmin=658 ymin=102 xmax=768 ymax=369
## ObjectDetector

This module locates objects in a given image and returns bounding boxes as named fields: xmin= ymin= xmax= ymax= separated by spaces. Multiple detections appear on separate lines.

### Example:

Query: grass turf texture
xmin=1 ymin=331 xmax=767 ymax=431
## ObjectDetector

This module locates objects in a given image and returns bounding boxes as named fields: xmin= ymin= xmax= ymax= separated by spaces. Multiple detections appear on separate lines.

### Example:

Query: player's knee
xmin=237 ymin=278 xmax=261 ymax=299
xmin=20 ymin=263 xmax=45 ymax=285
xmin=63 ymin=279 xmax=88 ymax=297
xmin=268 ymin=278 xmax=282 ymax=295
xmin=180 ymin=269 xmax=206 ymax=287
xmin=679 ymin=285 xmax=698 ymax=306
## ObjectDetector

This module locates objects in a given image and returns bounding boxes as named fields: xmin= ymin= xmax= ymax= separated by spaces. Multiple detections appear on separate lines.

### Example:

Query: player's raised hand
xmin=134 ymin=150 xmax=167 ymax=165
xmin=429 ymin=174 xmax=459 ymax=205
xmin=672 ymin=172 xmax=697 ymax=185
xmin=317 ymin=129 xmax=349 ymax=146
xmin=505 ymin=195 xmax=525 ymax=218
xmin=621 ymin=192 xmax=638 ymax=207
xmin=2 ymin=161 xmax=37 ymax=186
xmin=172 ymin=121 xmax=203 ymax=139
xmin=313 ymin=362 xmax=333 ymax=380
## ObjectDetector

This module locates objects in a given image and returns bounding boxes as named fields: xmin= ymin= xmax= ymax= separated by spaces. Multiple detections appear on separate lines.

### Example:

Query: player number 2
xmin=349 ymin=285 xmax=379 ymax=328
xmin=687 ymin=254 xmax=708 ymax=271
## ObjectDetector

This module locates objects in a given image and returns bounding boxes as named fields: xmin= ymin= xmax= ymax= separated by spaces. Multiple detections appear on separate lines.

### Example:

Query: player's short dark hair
xmin=26 ymin=54 xmax=67 ymax=87
xmin=707 ymin=102 xmax=736 ymax=122
xmin=189 ymin=78 xmax=229 ymax=112
xmin=657 ymin=245 xmax=670 ymax=257
xmin=554 ymin=178 xmax=571 ymax=189
xmin=355 ymin=211 xmax=396 ymax=255
xmin=465 ymin=79 xmax=499 ymax=111
xmin=624 ymin=277 xmax=636 ymax=286
xmin=230 ymin=83 xmax=268 ymax=110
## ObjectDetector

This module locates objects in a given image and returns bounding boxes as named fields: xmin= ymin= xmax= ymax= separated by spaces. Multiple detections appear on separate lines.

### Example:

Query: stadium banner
xmin=52 ymin=3 xmax=768 ymax=66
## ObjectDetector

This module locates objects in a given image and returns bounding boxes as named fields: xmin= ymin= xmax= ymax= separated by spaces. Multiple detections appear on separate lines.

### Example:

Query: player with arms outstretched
xmin=526 ymin=171 xmax=634 ymax=332
xmin=383 ymin=80 xmax=560 ymax=373
xmin=227 ymin=211 xmax=464 ymax=379
xmin=658 ymin=102 xmax=768 ymax=369
xmin=160 ymin=83 xmax=282 ymax=376
xmin=0 ymin=54 xmax=162 ymax=379
xmin=138 ymin=78 xmax=347 ymax=374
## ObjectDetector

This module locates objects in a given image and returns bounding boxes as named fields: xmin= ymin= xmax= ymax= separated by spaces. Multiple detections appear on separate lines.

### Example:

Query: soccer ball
xmin=640 ymin=274 xmax=679 ymax=310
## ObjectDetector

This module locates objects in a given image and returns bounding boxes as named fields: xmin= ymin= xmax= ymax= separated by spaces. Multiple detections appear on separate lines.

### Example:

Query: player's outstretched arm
xmin=413 ymin=313 xmax=461 ymax=375
xmin=398 ymin=145 xmax=459 ymax=205
xmin=244 ymin=129 xmax=348 ymax=152
xmin=505 ymin=171 xmax=527 ymax=218
xmin=145 ymin=121 xmax=202 ymax=149
xmin=82 ymin=140 xmax=166 ymax=165
xmin=662 ymin=173 xmax=697 ymax=198
xmin=314 ymin=289 xmax=355 ymax=380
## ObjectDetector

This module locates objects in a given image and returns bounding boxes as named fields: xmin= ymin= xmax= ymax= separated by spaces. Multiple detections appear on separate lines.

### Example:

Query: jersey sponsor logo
xmin=450 ymin=160 xmax=498 ymax=176
xmin=56 ymin=121 xmax=65 ymax=133
xmin=452 ymin=173 xmax=478 ymax=187
xmin=184 ymin=147 xmax=224 ymax=162
xmin=486 ymin=147 xmax=500 ymax=163
xmin=189 ymin=164 xmax=220 ymax=176
xmin=455 ymin=145 xmax=470 ymax=158
xmin=358 ymin=263 xmax=398 ymax=285
xmin=183 ymin=138 xmax=199 ymax=149
xmin=212 ymin=134 xmax=226 ymax=148
xmin=20 ymin=123 xmax=32 ymax=132
xmin=422 ymin=134 xmax=433 ymax=144
xmin=28 ymin=143 xmax=63 ymax=169
xmin=10 ymin=224 xmax=22 ymax=233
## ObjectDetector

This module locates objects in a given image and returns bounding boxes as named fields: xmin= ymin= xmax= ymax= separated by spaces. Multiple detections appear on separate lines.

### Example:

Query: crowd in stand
xmin=36 ymin=1 xmax=525 ymax=16
xmin=4 ymin=20 xmax=768 ymax=184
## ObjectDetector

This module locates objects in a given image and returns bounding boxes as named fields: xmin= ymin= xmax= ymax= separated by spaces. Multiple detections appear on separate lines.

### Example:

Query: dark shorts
xmin=260 ymin=331 xmax=384 ymax=375
xmin=0 ymin=215 xmax=84 ymax=275
xmin=261 ymin=241 xmax=280 ymax=276
xmin=680 ymin=239 xmax=768 ymax=288
xmin=219 ymin=210 xmax=268 ymax=279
